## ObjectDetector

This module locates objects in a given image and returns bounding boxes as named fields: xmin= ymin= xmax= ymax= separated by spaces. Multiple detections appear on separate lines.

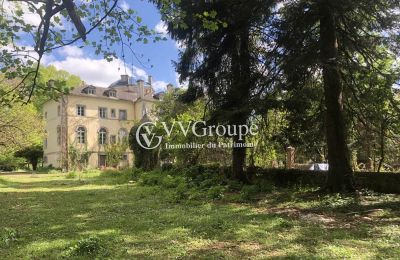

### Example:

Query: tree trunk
xmin=31 ymin=159 xmax=38 ymax=171
xmin=230 ymin=25 xmax=251 ymax=182
xmin=232 ymin=134 xmax=248 ymax=182
xmin=319 ymin=2 xmax=355 ymax=192
xmin=377 ymin=120 xmax=386 ymax=172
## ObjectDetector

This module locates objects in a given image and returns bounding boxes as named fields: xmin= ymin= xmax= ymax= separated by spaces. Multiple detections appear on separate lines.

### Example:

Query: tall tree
xmin=1 ymin=0 xmax=157 ymax=104
xmin=154 ymin=0 xmax=277 ymax=181
xmin=276 ymin=0 xmax=400 ymax=191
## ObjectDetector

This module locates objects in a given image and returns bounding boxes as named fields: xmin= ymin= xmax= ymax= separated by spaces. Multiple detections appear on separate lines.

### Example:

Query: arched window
xmin=99 ymin=128 xmax=107 ymax=145
xmin=76 ymin=127 xmax=86 ymax=144
xmin=118 ymin=128 xmax=128 ymax=142
xmin=57 ymin=126 xmax=61 ymax=145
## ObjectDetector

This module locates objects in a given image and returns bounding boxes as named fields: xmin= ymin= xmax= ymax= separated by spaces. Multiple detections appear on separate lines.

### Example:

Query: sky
xmin=37 ymin=0 xmax=180 ymax=92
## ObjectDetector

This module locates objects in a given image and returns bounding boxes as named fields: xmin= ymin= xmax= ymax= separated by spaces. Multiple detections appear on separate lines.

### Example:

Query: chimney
xmin=121 ymin=74 xmax=129 ymax=83
xmin=137 ymin=79 xmax=144 ymax=97
xmin=148 ymin=75 xmax=153 ymax=86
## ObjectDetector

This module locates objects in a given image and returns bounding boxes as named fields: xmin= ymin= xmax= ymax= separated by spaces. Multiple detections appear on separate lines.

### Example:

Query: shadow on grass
xmin=0 ymin=175 xmax=399 ymax=259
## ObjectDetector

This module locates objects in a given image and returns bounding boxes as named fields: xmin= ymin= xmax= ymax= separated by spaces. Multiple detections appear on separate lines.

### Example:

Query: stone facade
xmin=42 ymin=75 xmax=161 ymax=169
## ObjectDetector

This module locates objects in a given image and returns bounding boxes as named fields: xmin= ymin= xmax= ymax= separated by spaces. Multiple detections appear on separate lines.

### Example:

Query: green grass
xmin=0 ymin=171 xmax=399 ymax=259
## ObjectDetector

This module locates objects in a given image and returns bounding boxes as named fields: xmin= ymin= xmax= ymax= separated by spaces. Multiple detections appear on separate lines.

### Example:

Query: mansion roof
xmin=69 ymin=75 xmax=163 ymax=103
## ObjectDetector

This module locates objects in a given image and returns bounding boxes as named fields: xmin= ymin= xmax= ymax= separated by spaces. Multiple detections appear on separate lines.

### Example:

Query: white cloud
xmin=58 ymin=46 xmax=84 ymax=58
xmin=152 ymin=80 xmax=169 ymax=92
xmin=120 ymin=0 xmax=130 ymax=12
xmin=154 ymin=21 xmax=168 ymax=35
xmin=132 ymin=66 xmax=147 ymax=78
xmin=4 ymin=0 xmax=42 ymax=26
xmin=48 ymin=55 xmax=171 ymax=91
xmin=49 ymin=57 xmax=133 ymax=87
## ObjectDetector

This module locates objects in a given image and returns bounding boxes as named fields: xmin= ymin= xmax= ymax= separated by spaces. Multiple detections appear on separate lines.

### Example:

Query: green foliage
xmin=239 ymin=185 xmax=261 ymax=201
xmin=33 ymin=66 xmax=82 ymax=110
xmin=14 ymin=145 xmax=43 ymax=171
xmin=105 ymin=141 xmax=128 ymax=168
xmin=129 ymin=125 xmax=159 ymax=171
xmin=68 ymin=144 xmax=91 ymax=171
xmin=1 ymin=1 xmax=160 ymax=104
xmin=1 ymin=171 xmax=399 ymax=258
xmin=0 ymin=154 xmax=25 ymax=171
xmin=206 ymin=185 xmax=226 ymax=200
xmin=65 ymin=172 xmax=77 ymax=179
xmin=1 ymin=228 xmax=20 ymax=247
xmin=63 ymin=236 xmax=106 ymax=257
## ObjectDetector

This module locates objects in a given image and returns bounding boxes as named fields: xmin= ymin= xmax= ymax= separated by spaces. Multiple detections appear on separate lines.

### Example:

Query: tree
xmin=105 ymin=141 xmax=128 ymax=168
xmin=129 ymin=124 xmax=160 ymax=171
xmin=276 ymin=0 xmax=400 ymax=191
xmin=67 ymin=144 xmax=91 ymax=171
xmin=33 ymin=65 xmax=82 ymax=109
xmin=1 ymin=0 xmax=158 ymax=104
xmin=0 ymin=76 xmax=44 ymax=150
xmin=15 ymin=145 xmax=43 ymax=170
xmin=154 ymin=0 xmax=278 ymax=182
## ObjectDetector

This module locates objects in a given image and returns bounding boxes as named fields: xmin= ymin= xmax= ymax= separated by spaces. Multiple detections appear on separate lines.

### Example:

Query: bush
xmin=65 ymin=172 xmax=77 ymax=179
xmin=63 ymin=236 xmax=106 ymax=257
xmin=161 ymin=175 xmax=186 ymax=189
xmin=227 ymin=180 xmax=243 ymax=191
xmin=139 ymin=171 xmax=163 ymax=186
xmin=207 ymin=186 xmax=226 ymax=200
xmin=170 ymin=182 xmax=190 ymax=203
xmin=257 ymin=179 xmax=275 ymax=193
xmin=1 ymin=228 xmax=19 ymax=247
xmin=239 ymin=185 xmax=260 ymax=201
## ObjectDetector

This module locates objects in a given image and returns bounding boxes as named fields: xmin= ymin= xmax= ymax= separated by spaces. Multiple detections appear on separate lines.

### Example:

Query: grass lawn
xmin=0 ymin=171 xmax=399 ymax=259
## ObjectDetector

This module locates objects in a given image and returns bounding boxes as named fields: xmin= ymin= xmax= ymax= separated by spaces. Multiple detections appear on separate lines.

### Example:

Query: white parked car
xmin=309 ymin=163 xmax=329 ymax=171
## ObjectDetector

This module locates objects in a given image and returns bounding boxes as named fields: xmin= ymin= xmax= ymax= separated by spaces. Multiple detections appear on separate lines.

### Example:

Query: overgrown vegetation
xmin=0 ymin=170 xmax=399 ymax=259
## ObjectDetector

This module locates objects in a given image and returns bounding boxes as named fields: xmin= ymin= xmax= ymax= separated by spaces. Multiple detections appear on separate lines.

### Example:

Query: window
xmin=119 ymin=110 xmax=127 ymax=120
xmin=57 ymin=105 xmax=60 ymax=116
xmin=118 ymin=128 xmax=128 ymax=142
xmin=99 ymin=107 xmax=107 ymax=119
xmin=87 ymin=88 xmax=96 ymax=94
xmin=76 ymin=105 xmax=85 ymax=116
xmin=76 ymin=127 xmax=86 ymax=144
xmin=111 ymin=109 xmax=116 ymax=118
xmin=108 ymin=90 xmax=116 ymax=97
xmin=99 ymin=128 xmax=107 ymax=145
xmin=123 ymin=154 xmax=128 ymax=161
xmin=43 ymin=156 xmax=48 ymax=164
xmin=110 ymin=135 xmax=117 ymax=144
xmin=44 ymin=131 xmax=47 ymax=148
xmin=57 ymin=126 xmax=61 ymax=145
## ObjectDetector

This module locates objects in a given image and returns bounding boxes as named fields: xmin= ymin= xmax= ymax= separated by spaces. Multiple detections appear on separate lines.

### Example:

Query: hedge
xmin=254 ymin=168 xmax=400 ymax=194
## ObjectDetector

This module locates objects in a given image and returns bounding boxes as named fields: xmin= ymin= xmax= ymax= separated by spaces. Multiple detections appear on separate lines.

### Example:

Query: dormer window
xmin=87 ymin=88 xmax=96 ymax=94
xmin=82 ymin=86 xmax=96 ymax=95
xmin=108 ymin=90 xmax=117 ymax=97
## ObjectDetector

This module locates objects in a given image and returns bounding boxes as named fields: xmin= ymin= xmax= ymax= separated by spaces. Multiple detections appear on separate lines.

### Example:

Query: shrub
xmin=257 ymin=179 xmax=275 ymax=193
xmin=63 ymin=236 xmax=106 ymax=257
xmin=227 ymin=180 xmax=243 ymax=191
xmin=207 ymin=186 xmax=226 ymax=200
xmin=161 ymin=175 xmax=186 ymax=189
xmin=139 ymin=171 xmax=163 ymax=186
xmin=170 ymin=182 xmax=190 ymax=202
xmin=1 ymin=228 xmax=19 ymax=247
xmin=239 ymin=185 xmax=260 ymax=201
xmin=65 ymin=172 xmax=76 ymax=179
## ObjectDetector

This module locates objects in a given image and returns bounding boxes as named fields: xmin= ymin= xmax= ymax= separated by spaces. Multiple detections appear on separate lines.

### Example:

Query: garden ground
xmin=0 ymin=171 xmax=399 ymax=259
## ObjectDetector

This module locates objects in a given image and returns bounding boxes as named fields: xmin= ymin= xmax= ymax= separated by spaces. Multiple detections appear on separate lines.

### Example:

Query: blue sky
xmin=40 ymin=0 xmax=180 ymax=92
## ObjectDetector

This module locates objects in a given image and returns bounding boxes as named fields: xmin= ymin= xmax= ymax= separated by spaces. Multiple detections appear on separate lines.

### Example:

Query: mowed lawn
xmin=0 ymin=172 xmax=399 ymax=259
